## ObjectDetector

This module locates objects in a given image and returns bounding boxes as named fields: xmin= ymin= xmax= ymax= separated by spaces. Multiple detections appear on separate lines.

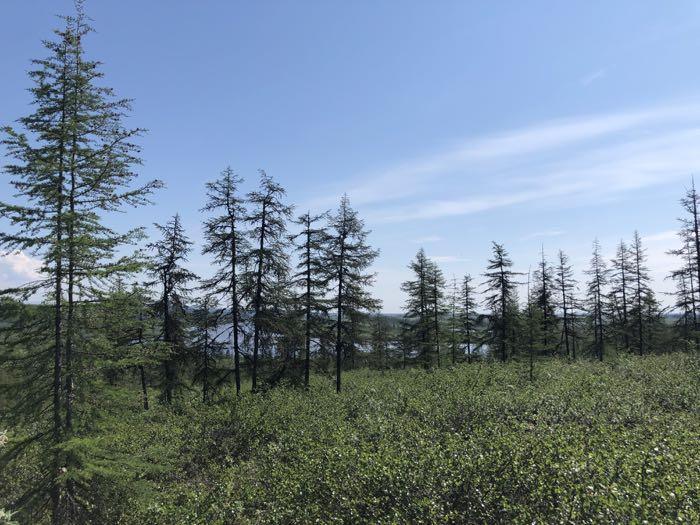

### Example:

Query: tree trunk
xmin=335 ymin=235 xmax=345 ymax=393
xmin=304 ymin=227 xmax=311 ymax=388
xmin=252 ymin=202 xmax=267 ymax=393
xmin=230 ymin=224 xmax=241 ymax=397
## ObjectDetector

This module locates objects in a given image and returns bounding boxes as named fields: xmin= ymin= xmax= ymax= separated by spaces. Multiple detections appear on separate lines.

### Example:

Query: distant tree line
xmin=398 ymin=226 xmax=682 ymax=370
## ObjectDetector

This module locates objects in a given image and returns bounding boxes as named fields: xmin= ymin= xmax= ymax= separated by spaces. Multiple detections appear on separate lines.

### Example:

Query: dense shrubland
xmin=4 ymin=354 xmax=700 ymax=524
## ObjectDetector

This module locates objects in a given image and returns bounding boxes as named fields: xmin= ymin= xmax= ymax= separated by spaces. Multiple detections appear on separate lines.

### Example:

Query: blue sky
xmin=2 ymin=1 xmax=700 ymax=311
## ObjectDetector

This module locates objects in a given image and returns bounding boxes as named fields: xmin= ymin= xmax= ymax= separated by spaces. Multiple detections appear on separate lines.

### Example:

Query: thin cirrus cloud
xmin=411 ymin=235 xmax=443 ymax=243
xmin=428 ymin=255 xmax=470 ymax=263
xmin=580 ymin=68 xmax=607 ymax=86
xmin=336 ymin=100 xmax=700 ymax=224
xmin=642 ymin=230 xmax=678 ymax=243
xmin=312 ymin=105 xmax=665 ymax=209
xmin=521 ymin=230 xmax=566 ymax=241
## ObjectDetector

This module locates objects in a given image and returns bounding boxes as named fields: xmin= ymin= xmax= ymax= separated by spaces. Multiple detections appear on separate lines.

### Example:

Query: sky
xmin=2 ymin=1 xmax=700 ymax=312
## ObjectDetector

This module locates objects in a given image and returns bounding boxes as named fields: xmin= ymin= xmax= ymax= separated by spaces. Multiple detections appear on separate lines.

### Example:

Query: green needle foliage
xmin=242 ymin=171 xmax=293 ymax=392
xmin=200 ymin=167 xmax=249 ymax=396
xmin=290 ymin=211 xmax=330 ymax=388
xmin=325 ymin=195 xmax=380 ymax=392
xmin=0 ymin=5 xmax=160 ymax=522
xmin=147 ymin=214 xmax=197 ymax=405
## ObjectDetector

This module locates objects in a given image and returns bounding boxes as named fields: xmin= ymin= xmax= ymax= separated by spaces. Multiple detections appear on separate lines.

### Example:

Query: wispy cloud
xmin=580 ymin=68 xmax=607 ymax=86
xmin=412 ymin=235 xmax=443 ymax=243
xmin=642 ymin=230 xmax=678 ymax=243
xmin=521 ymin=230 xmax=565 ymax=241
xmin=428 ymin=255 xmax=470 ymax=263
xmin=365 ymin=113 xmax=700 ymax=223
xmin=314 ymin=100 xmax=700 ymax=212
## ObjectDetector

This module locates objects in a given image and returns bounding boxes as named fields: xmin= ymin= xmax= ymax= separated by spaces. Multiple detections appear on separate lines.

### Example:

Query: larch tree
xmin=448 ymin=276 xmax=459 ymax=364
xmin=459 ymin=273 xmax=478 ymax=363
xmin=243 ymin=171 xmax=292 ymax=392
xmin=525 ymin=268 xmax=537 ymax=380
xmin=290 ymin=211 xmax=329 ymax=388
xmin=1 ymin=6 xmax=160 ymax=522
xmin=147 ymin=214 xmax=197 ymax=404
xmin=200 ymin=167 xmax=249 ymax=395
xmin=669 ymin=180 xmax=700 ymax=349
xmin=554 ymin=250 xmax=577 ymax=359
xmin=669 ymin=237 xmax=698 ymax=349
xmin=400 ymin=248 xmax=433 ymax=366
xmin=679 ymin=179 xmax=700 ymax=309
xmin=426 ymin=258 xmax=446 ymax=367
xmin=585 ymin=239 xmax=608 ymax=361
xmin=629 ymin=231 xmax=659 ymax=355
xmin=482 ymin=242 xmax=520 ymax=362
xmin=532 ymin=247 xmax=557 ymax=356
xmin=609 ymin=240 xmax=633 ymax=353
xmin=325 ymin=195 xmax=379 ymax=392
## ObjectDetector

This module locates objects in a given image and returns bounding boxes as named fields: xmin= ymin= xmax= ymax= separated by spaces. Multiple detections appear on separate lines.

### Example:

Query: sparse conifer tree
xmin=325 ymin=195 xmax=379 ymax=392
xmin=0 ymin=6 xmax=160 ymax=521
xmin=585 ymin=240 xmax=608 ymax=361
xmin=532 ymin=247 xmax=557 ymax=355
xmin=290 ymin=211 xmax=329 ymax=388
xmin=427 ymin=258 xmax=446 ymax=367
xmin=459 ymin=274 xmax=478 ymax=363
xmin=554 ymin=250 xmax=577 ymax=359
xmin=147 ymin=214 xmax=196 ymax=404
xmin=609 ymin=240 xmax=633 ymax=352
xmin=200 ymin=167 xmax=249 ymax=395
xmin=482 ymin=242 xmax=520 ymax=362
xmin=243 ymin=171 xmax=292 ymax=392
xmin=400 ymin=249 xmax=433 ymax=366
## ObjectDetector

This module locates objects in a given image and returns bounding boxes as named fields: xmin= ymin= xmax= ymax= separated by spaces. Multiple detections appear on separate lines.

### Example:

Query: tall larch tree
xmin=1 ymin=5 xmax=160 ymax=522
xmin=326 ymin=195 xmax=379 ymax=392
xmin=243 ymin=171 xmax=292 ymax=392
xmin=482 ymin=242 xmax=519 ymax=362
xmin=426 ymin=258 xmax=446 ymax=367
xmin=669 ymin=237 xmax=698 ymax=349
xmin=532 ymin=247 xmax=557 ymax=355
xmin=448 ymin=275 xmax=459 ymax=364
xmin=200 ymin=167 xmax=249 ymax=395
xmin=670 ymin=180 xmax=700 ymax=349
xmin=609 ymin=240 xmax=633 ymax=353
xmin=629 ymin=231 xmax=659 ymax=355
xmin=459 ymin=273 xmax=478 ymax=363
xmin=679 ymin=179 xmax=700 ymax=309
xmin=290 ymin=211 xmax=329 ymax=388
xmin=554 ymin=250 xmax=577 ymax=359
xmin=400 ymin=248 xmax=433 ymax=366
xmin=585 ymin=239 xmax=608 ymax=361
xmin=525 ymin=268 xmax=538 ymax=380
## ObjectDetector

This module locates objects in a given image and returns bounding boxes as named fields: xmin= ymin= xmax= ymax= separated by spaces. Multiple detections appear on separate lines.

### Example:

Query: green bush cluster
xmin=3 ymin=355 xmax=700 ymax=523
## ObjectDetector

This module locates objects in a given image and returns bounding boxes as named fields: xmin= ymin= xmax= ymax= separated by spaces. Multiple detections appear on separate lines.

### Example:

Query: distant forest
xmin=2 ymin=5 xmax=700 ymax=525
